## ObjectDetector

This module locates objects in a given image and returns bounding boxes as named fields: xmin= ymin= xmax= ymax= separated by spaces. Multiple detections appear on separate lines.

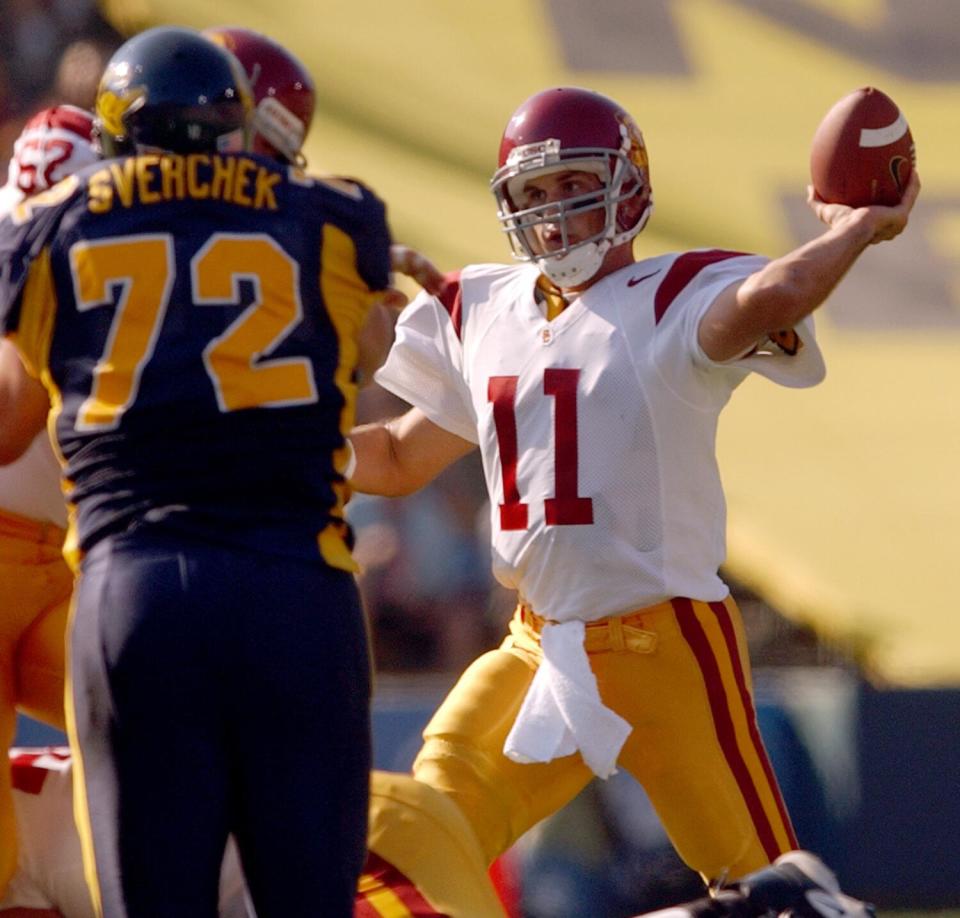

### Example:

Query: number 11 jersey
xmin=375 ymin=254 xmax=825 ymax=622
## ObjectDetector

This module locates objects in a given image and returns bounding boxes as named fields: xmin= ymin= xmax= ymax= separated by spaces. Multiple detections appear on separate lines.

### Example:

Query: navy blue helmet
xmin=95 ymin=26 xmax=253 ymax=157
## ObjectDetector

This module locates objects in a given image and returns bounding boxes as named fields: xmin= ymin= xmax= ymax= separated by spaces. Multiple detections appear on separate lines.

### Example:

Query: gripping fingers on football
xmin=390 ymin=244 xmax=445 ymax=295
xmin=806 ymin=184 xmax=854 ymax=228
xmin=807 ymin=170 xmax=920 ymax=243
xmin=864 ymin=170 xmax=920 ymax=242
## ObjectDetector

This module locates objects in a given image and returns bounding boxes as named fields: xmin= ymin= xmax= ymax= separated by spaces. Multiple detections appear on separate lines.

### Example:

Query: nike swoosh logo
xmin=627 ymin=270 xmax=660 ymax=287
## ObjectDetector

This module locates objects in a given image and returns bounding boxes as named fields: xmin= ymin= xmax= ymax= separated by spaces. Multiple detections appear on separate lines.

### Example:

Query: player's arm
xmin=698 ymin=170 xmax=920 ymax=362
xmin=348 ymin=407 xmax=474 ymax=496
xmin=356 ymin=245 xmax=446 ymax=387
xmin=389 ymin=244 xmax=445 ymax=297
xmin=356 ymin=303 xmax=397 ymax=388
xmin=0 ymin=909 xmax=64 ymax=917
xmin=0 ymin=339 xmax=49 ymax=464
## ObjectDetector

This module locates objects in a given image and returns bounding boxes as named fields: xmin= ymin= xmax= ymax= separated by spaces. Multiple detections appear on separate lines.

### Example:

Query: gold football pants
xmin=413 ymin=596 xmax=798 ymax=882
xmin=357 ymin=770 xmax=506 ymax=917
xmin=0 ymin=508 xmax=72 ymax=896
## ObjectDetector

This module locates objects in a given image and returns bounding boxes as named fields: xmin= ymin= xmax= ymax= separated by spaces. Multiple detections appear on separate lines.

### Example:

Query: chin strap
xmin=537 ymin=239 xmax=608 ymax=287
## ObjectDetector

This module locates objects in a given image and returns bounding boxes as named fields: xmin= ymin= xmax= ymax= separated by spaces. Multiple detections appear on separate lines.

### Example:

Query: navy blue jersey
xmin=0 ymin=152 xmax=391 ymax=568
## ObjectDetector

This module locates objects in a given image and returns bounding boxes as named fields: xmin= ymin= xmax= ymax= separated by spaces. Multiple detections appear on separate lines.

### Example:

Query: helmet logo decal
xmin=97 ymin=85 xmax=146 ymax=139
xmin=616 ymin=111 xmax=648 ymax=174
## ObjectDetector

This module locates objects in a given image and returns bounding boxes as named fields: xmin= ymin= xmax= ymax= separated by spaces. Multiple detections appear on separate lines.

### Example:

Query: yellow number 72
xmin=71 ymin=232 xmax=318 ymax=431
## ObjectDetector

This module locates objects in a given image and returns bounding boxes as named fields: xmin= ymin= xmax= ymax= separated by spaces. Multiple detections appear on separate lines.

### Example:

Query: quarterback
xmin=349 ymin=86 xmax=919 ymax=884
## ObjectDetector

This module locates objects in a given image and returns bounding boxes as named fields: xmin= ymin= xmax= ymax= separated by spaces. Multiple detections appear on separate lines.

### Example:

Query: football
xmin=810 ymin=86 xmax=914 ymax=207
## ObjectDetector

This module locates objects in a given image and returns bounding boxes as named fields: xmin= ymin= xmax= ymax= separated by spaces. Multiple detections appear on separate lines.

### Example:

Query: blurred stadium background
xmin=5 ymin=1 xmax=959 ymax=914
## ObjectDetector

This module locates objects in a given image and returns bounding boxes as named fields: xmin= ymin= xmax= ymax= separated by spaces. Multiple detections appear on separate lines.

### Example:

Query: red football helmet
xmin=491 ymin=86 xmax=653 ymax=286
xmin=2 ymin=104 xmax=97 ymax=212
xmin=204 ymin=26 xmax=315 ymax=165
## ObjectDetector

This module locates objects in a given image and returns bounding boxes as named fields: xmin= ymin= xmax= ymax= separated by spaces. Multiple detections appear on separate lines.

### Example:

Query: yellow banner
xmin=99 ymin=0 xmax=960 ymax=685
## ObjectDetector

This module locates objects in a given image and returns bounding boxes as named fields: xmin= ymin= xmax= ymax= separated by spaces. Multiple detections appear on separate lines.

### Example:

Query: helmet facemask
xmin=251 ymin=95 xmax=307 ymax=166
xmin=492 ymin=140 xmax=652 ymax=287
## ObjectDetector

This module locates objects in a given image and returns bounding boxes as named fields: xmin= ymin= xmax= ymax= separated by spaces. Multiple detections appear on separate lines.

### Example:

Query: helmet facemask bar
xmin=251 ymin=97 xmax=307 ymax=166
xmin=492 ymin=142 xmax=648 ymax=287
xmin=202 ymin=27 xmax=315 ymax=167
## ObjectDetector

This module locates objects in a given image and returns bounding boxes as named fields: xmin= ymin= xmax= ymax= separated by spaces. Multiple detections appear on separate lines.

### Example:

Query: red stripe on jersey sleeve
xmin=436 ymin=270 xmax=463 ymax=341
xmin=654 ymin=250 xmax=747 ymax=325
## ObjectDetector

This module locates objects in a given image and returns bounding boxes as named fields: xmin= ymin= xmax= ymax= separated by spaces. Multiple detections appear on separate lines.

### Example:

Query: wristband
xmin=343 ymin=439 xmax=357 ymax=480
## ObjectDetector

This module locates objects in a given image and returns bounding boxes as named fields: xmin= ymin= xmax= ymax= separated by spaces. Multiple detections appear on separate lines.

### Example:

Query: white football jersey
xmin=1 ymin=748 xmax=88 ymax=917
xmin=3 ymin=748 xmax=252 ymax=918
xmin=375 ymin=253 xmax=824 ymax=622
xmin=0 ymin=432 xmax=67 ymax=527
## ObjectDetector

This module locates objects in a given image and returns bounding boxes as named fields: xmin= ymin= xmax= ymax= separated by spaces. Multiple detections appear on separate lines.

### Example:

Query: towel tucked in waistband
xmin=502 ymin=619 xmax=632 ymax=779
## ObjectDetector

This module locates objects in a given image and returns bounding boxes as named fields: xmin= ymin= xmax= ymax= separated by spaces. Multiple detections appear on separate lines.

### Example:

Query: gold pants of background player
xmin=0 ymin=508 xmax=71 ymax=898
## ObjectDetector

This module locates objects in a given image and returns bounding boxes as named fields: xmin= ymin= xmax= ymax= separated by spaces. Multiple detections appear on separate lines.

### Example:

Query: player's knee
xmin=413 ymin=735 xmax=489 ymax=812
xmin=413 ymin=737 xmax=516 ymax=863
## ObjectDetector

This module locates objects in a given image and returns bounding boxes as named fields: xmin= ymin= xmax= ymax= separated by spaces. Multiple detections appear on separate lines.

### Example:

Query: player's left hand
xmin=390 ymin=244 xmax=445 ymax=296
xmin=807 ymin=169 xmax=920 ymax=244
xmin=379 ymin=287 xmax=409 ymax=310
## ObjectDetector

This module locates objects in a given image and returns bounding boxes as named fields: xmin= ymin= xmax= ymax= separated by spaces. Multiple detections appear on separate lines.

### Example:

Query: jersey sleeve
xmin=349 ymin=185 xmax=392 ymax=293
xmin=720 ymin=312 xmax=825 ymax=387
xmin=685 ymin=255 xmax=825 ymax=387
xmin=0 ymin=211 xmax=52 ymax=336
xmin=653 ymin=251 xmax=825 ymax=402
xmin=374 ymin=281 xmax=478 ymax=443
xmin=0 ymin=180 xmax=75 ymax=343
xmin=311 ymin=175 xmax=392 ymax=293
xmin=1 ymin=749 xmax=77 ymax=914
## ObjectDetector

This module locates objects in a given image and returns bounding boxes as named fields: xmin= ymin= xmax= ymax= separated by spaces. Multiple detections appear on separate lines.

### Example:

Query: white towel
xmin=503 ymin=620 xmax=632 ymax=779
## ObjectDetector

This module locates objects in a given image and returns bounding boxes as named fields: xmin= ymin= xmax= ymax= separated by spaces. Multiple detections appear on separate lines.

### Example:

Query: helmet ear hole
xmin=616 ymin=185 xmax=651 ymax=232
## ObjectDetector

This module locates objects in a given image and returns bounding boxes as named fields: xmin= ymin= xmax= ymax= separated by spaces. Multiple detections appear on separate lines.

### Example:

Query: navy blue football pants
xmin=67 ymin=527 xmax=372 ymax=917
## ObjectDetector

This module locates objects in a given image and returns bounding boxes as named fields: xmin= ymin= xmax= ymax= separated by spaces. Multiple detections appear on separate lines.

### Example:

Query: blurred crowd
xmin=351 ymin=384 xmax=515 ymax=673
xmin=0 ymin=0 xmax=120 ymax=180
